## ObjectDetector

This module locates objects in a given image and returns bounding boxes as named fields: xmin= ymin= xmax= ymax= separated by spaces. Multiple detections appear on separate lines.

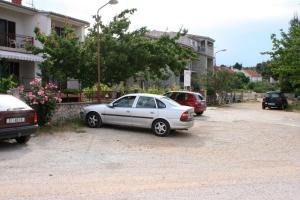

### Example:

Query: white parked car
xmin=80 ymin=93 xmax=194 ymax=136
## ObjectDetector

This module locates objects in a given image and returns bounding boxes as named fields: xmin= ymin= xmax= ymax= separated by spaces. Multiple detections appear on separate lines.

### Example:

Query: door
xmin=131 ymin=96 xmax=158 ymax=128
xmin=103 ymin=95 xmax=136 ymax=126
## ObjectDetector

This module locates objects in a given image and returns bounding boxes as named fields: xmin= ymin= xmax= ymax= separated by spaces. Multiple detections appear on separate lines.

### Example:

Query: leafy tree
xmin=232 ymin=62 xmax=243 ymax=70
xmin=206 ymin=68 xmax=234 ymax=103
xmin=28 ymin=25 xmax=82 ymax=84
xmin=84 ymin=9 xmax=197 ymax=87
xmin=263 ymin=16 xmax=300 ymax=92
xmin=231 ymin=72 xmax=250 ymax=89
xmin=255 ymin=61 xmax=274 ymax=81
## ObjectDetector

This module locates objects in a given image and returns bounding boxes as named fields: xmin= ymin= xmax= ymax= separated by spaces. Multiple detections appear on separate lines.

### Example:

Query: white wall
xmin=0 ymin=7 xmax=34 ymax=36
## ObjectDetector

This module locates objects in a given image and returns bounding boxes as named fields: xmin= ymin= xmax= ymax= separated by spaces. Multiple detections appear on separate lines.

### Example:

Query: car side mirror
xmin=108 ymin=103 xmax=114 ymax=108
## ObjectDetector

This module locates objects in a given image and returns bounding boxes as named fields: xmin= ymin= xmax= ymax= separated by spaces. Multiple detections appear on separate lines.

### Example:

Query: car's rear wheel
xmin=262 ymin=104 xmax=266 ymax=109
xmin=16 ymin=135 xmax=31 ymax=144
xmin=152 ymin=119 xmax=170 ymax=137
xmin=196 ymin=111 xmax=204 ymax=116
xmin=86 ymin=112 xmax=102 ymax=128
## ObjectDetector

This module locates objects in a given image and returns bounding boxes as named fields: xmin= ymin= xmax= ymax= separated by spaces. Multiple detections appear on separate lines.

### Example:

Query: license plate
xmin=268 ymin=103 xmax=275 ymax=106
xmin=6 ymin=117 xmax=25 ymax=124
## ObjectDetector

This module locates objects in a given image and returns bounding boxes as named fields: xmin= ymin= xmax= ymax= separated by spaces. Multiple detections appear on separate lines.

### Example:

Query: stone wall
xmin=51 ymin=102 xmax=95 ymax=124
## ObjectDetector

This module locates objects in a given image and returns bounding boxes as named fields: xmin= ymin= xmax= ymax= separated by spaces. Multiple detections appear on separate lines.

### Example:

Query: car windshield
xmin=161 ymin=97 xmax=181 ymax=107
xmin=0 ymin=95 xmax=31 ymax=111
xmin=270 ymin=93 xmax=280 ymax=98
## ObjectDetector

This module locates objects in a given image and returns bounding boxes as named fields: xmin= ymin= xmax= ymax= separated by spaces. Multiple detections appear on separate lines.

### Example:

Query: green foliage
xmin=232 ymin=62 xmax=243 ymax=70
xmin=247 ymin=81 xmax=278 ymax=93
xmin=82 ymin=83 xmax=111 ymax=99
xmin=206 ymin=68 xmax=234 ymax=94
xmin=83 ymin=9 xmax=197 ymax=86
xmin=28 ymin=25 xmax=83 ymax=83
xmin=231 ymin=72 xmax=250 ymax=90
xmin=144 ymin=88 xmax=165 ymax=95
xmin=287 ymin=101 xmax=300 ymax=112
xmin=255 ymin=61 xmax=274 ymax=80
xmin=262 ymin=16 xmax=300 ymax=92
xmin=63 ymin=88 xmax=80 ymax=94
xmin=0 ymin=75 xmax=18 ymax=93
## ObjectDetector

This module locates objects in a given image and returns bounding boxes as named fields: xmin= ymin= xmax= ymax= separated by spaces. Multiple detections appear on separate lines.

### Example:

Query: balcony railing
xmin=0 ymin=33 xmax=33 ymax=49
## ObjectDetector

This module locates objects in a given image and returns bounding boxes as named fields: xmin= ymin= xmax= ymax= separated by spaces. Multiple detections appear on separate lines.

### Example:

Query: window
xmin=136 ymin=96 xmax=156 ymax=109
xmin=270 ymin=93 xmax=280 ymax=98
xmin=0 ymin=19 xmax=16 ymax=47
xmin=195 ymin=94 xmax=203 ymax=100
xmin=0 ymin=62 xmax=19 ymax=79
xmin=176 ymin=93 xmax=188 ymax=101
xmin=156 ymin=99 xmax=166 ymax=109
xmin=54 ymin=26 xmax=64 ymax=36
xmin=113 ymin=96 xmax=136 ymax=108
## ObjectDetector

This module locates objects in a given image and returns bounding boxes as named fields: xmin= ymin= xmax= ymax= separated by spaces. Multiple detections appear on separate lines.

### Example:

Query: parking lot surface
xmin=0 ymin=102 xmax=300 ymax=200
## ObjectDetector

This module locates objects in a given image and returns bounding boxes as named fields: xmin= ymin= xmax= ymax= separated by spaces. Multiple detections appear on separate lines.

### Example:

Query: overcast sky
xmin=24 ymin=0 xmax=300 ymax=67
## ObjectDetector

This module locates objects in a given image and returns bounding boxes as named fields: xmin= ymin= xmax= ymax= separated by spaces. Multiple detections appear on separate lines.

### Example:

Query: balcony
xmin=0 ymin=33 xmax=33 ymax=49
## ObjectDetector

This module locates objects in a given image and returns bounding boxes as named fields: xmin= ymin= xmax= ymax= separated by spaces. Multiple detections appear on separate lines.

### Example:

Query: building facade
xmin=0 ymin=0 xmax=89 ymax=89
xmin=127 ymin=30 xmax=215 ymax=90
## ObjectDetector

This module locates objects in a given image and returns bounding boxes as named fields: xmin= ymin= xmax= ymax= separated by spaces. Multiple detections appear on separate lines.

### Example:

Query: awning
xmin=0 ymin=50 xmax=44 ymax=62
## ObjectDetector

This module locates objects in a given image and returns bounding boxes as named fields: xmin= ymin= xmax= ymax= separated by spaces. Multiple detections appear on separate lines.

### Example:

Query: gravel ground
xmin=0 ymin=102 xmax=299 ymax=200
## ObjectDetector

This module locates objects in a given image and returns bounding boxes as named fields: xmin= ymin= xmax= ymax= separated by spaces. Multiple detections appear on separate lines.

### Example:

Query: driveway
xmin=0 ymin=102 xmax=300 ymax=200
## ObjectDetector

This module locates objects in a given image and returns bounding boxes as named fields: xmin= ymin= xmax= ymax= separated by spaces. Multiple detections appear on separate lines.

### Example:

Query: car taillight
xmin=180 ymin=111 xmax=190 ymax=121
xmin=33 ymin=112 xmax=38 ymax=125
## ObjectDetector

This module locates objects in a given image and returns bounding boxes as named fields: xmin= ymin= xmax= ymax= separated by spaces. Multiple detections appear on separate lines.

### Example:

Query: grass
xmin=286 ymin=101 xmax=300 ymax=112
xmin=38 ymin=118 xmax=86 ymax=134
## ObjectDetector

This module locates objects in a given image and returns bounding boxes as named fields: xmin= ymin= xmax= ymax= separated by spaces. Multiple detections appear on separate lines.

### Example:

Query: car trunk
xmin=0 ymin=110 xmax=35 ymax=129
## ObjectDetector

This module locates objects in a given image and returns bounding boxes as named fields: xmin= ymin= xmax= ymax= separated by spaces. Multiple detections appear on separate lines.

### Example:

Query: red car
xmin=0 ymin=94 xmax=38 ymax=144
xmin=165 ymin=91 xmax=206 ymax=115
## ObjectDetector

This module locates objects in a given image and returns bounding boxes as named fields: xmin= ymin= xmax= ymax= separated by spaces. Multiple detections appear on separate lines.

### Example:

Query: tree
xmin=231 ymin=72 xmax=250 ymax=89
xmin=255 ymin=61 xmax=274 ymax=81
xmin=28 ymin=25 xmax=83 ymax=85
xmin=263 ymin=16 xmax=300 ymax=92
xmin=83 ymin=9 xmax=197 ymax=87
xmin=232 ymin=62 xmax=243 ymax=70
xmin=206 ymin=68 xmax=234 ymax=103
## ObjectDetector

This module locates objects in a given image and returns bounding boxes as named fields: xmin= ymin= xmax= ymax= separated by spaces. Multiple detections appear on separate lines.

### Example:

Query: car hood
xmin=84 ymin=104 xmax=108 ymax=111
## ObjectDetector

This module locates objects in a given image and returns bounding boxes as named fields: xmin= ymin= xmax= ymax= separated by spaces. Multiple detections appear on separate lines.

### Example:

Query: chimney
xmin=12 ymin=0 xmax=22 ymax=6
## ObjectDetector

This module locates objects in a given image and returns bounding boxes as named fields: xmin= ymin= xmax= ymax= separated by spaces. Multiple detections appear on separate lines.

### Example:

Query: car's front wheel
xmin=152 ymin=119 xmax=170 ymax=137
xmin=16 ymin=135 xmax=31 ymax=144
xmin=86 ymin=112 xmax=102 ymax=128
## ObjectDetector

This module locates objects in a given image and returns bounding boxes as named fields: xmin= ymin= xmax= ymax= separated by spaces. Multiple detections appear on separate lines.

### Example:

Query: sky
xmin=22 ymin=0 xmax=300 ymax=67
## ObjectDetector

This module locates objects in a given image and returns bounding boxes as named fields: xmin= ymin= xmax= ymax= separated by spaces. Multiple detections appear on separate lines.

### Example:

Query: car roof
xmin=166 ymin=91 xmax=202 ymax=95
xmin=124 ymin=93 xmax=165 ymax=99
xmin=266 ymin=91 xmax=282 ymax=94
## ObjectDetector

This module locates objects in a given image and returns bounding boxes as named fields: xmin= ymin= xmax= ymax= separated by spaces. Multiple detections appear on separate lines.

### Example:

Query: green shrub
xmin=19 ymin=79 xmax=61 ymax=126
xmin=63 ymin=88 xmax=80 ymax=94
xmin=83 ymin=83 xmax=111 ymax=99
xmin=248 ymin=81 xmax=278 ymax=93
xmin=0 ymin=75 xmax=18 ymax=93
xmin=144 ymin=88 xmax=165 ymax=95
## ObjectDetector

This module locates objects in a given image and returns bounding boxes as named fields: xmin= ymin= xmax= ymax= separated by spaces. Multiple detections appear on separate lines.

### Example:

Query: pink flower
xmin=37 ymin=88 xmax=44 ymax=96
xmin=32 ymin=100 xmax=38 ymax=105
xmin=18 ymin=85 xmax=24 ymax=93
xmin=45 ymin=96 xmax=48 ymax=101
xmin=35 ymin=78 xmax=42 ymax=84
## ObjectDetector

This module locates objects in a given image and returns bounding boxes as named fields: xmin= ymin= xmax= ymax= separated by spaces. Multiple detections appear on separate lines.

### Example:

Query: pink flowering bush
xmin=19 ymin=78 xmax=62 ymax=126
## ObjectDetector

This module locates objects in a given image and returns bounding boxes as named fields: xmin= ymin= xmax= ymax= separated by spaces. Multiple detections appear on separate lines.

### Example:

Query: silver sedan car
xmin=80 ymin=93 xmax=194 ymax=136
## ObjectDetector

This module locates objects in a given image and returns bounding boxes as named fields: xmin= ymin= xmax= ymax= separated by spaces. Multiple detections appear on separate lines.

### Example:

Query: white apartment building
xmin=0 ymin=0 xmax=89 ymax=89
xmin=132 ymin=30 xmax=215 ymax=90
